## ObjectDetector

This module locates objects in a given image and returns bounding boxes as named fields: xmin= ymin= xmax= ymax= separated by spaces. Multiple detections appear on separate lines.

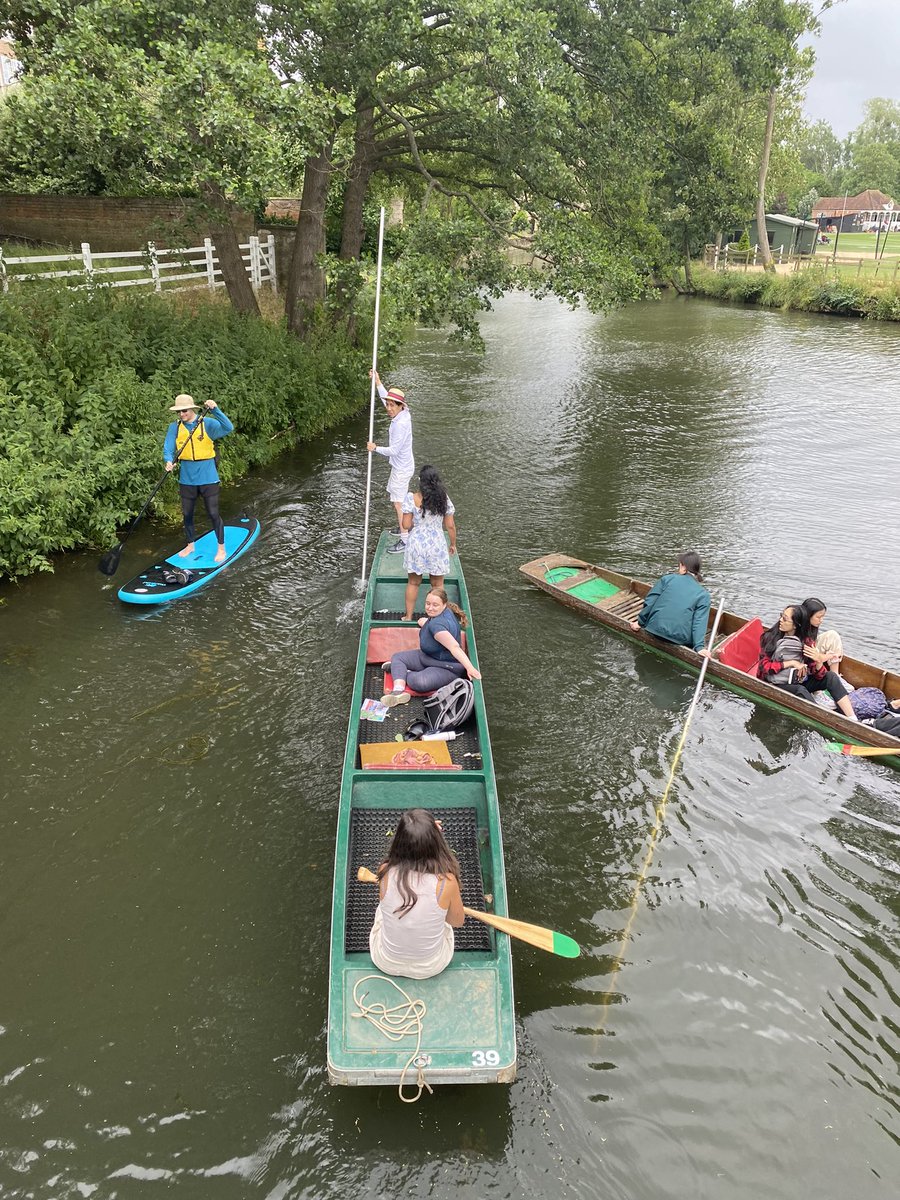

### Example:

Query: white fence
xmin=0 ymin=233 xmax=277 ymax=295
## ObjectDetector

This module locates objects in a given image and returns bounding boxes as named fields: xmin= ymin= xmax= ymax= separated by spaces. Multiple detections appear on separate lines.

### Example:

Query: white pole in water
xmin=360 ymin=206 xmax=386 ymax=585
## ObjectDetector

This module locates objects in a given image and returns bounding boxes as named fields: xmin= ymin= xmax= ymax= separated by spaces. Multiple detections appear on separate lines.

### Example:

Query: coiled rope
xmin=351 ymin=974 xmax=432 ymax=1103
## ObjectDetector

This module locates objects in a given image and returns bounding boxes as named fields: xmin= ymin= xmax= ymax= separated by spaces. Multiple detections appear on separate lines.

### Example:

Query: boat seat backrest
xmin=366 ymin=626 xmax=467 ymax=663
xmin=717 ymin=617 xmax=764 ymax=674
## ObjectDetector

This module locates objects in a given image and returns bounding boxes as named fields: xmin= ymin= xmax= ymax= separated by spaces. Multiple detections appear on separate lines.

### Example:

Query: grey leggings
xmin=390 ymin=649 xmax=465 ymax=693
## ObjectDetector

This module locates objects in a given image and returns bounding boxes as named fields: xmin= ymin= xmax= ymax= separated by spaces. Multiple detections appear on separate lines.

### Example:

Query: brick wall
xmin=0 ymin=194 xmax=254 ymax=251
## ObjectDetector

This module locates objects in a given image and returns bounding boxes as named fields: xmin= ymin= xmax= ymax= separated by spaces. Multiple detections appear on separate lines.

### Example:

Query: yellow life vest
xmin=176 ymin=418 xmax=216 ymax=461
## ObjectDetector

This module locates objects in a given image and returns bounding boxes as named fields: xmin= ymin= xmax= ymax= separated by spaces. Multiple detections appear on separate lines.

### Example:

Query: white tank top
xmin=378 ymin=869 xmax=448 ymax=961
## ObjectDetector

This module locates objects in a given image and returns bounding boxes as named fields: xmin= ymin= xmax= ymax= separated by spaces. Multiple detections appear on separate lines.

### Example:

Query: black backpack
xmin=423 ymin=678 xmax=475 ymax=733
xmin=873 ymin=710 xmax=900 ymax=738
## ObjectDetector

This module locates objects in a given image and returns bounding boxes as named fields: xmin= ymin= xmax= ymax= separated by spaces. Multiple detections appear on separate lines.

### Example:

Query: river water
xmin=1 ymin=293 xmax=899 ymax=1199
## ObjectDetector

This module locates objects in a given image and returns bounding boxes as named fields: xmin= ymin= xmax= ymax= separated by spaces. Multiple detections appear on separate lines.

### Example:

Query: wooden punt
xmin=519 ymin=553 xmax=900 ymax=765
xmin=327 ymin=532 xmax=516 ymax=1088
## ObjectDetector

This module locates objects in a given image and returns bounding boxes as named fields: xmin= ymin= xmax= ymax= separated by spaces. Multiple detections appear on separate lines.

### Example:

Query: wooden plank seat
xmin=557 ymin=569 xmax=599 ymax=591
xmin=595 ymin=589 xmax=644 ymax=616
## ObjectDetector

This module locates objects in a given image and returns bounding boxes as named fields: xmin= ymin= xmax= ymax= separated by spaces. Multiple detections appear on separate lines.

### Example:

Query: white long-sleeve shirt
xmin=374 ymin=383 xmax=414 ymax=476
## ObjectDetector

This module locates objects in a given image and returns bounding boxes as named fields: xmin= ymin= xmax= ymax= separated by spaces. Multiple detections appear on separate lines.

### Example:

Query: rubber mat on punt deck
xmin=345 ymin=806 xmax=492 ymax=953
xmin=358 ymin=665 xmax=481 ymax=767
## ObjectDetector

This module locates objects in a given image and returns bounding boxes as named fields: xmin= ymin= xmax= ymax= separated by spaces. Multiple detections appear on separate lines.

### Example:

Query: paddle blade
xmin=551 ymin=931 xmax=582 ymax=959
xmin=825 ymin=741 xmax=899 ymax=758
xmin=98 ymin=543 xmax=124 ymax=576
xmin=463 ymin=906 xmax=581 ymax=958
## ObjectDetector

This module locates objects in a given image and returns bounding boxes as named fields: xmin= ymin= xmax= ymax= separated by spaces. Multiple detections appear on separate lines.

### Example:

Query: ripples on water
xmin=1 ymin=294 xmax=898 ymax=1198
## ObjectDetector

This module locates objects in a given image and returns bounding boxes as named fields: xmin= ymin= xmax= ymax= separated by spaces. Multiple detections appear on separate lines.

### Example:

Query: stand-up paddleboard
xmin=118 ymin=516 xmax=260 ymax=604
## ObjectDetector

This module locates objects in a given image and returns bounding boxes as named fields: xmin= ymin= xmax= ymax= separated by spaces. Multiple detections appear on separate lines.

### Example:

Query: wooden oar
xmin=824 ymin=741 xmax=900 ymax=757
xmin=356 ymin=866 xmax=580 ymax=958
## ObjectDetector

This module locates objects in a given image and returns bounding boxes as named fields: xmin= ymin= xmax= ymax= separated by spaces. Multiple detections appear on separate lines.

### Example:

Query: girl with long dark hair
xmin=369 ymin=808 xmax=465 ymax=979
xmin=400 ymin=464 xmax=457 ymax=621
xmin=758 ymin=602 xmax=856 ymax=719
xmin=796 ymin=597 xmax=857 ymax=719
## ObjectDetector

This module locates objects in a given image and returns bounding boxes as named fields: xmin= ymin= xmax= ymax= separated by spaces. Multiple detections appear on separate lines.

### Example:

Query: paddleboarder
xmin=366 ymin=369 xmax=414 ymax=554
xmin=164 ymin=394 xmax=234 ymax=564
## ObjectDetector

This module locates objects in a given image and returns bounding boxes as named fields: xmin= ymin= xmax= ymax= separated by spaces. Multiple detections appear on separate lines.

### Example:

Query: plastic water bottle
xmin=422 ymin=730 xmax=457 ymax=741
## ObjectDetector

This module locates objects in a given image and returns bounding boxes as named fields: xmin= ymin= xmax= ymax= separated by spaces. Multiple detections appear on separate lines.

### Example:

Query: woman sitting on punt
xmin=757 ymin=603 xmax=857 ymax=720
xmin=400 ymin=464 xmax=457 ymax=621
xmin=629 ymin=551 xmax=711 ymax=652
xmin=382 ymin=587 xmax=481 ymax=707
xmin=369 ymin=808 xmax=465 ymax=979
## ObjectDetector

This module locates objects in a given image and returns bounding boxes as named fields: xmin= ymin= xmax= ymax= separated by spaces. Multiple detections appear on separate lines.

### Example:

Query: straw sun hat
xmin=169 ymin=393 xmax=198 ymax=411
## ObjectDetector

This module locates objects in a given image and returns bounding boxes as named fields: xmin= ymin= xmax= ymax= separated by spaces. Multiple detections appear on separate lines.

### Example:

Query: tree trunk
xmin=682 ymin=227 xmax=694 ymax=292
xmin=335 ymin=101 xmax=377 ymax=341
xmin=756 ymin=88 xmax=777 ymax=273
xmin=202 ymin=183 xmax=260 ymax=316
xmin=285 ymin=143 xmax=334 ymax=339
xmin=340 ymin=102 xmax=376 ymax=262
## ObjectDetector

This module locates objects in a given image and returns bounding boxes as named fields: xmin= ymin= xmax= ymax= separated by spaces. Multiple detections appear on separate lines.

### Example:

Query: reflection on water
xmin=1 ymin=293 xmax=899 ymax=1198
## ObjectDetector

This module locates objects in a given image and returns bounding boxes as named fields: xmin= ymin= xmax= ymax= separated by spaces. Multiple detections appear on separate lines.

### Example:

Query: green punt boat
xmin=327 ymin=532 xmax=516 ymax=1088
xmin=519 ymin=553 xmax=900 ymax=767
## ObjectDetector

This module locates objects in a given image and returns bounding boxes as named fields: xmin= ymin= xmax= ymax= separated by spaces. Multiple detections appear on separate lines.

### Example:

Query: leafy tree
xmin=0 ymin=0 xmax=286 ymax=314
xmin=843 ymin=98 xmax=900 ymax=199
xmin=796 ymin=117 xmax=845 ymax=195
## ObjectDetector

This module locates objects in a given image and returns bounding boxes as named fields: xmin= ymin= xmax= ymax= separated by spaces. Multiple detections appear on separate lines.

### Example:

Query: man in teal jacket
xmin=629 ymin=551 xmax=711 ymax=652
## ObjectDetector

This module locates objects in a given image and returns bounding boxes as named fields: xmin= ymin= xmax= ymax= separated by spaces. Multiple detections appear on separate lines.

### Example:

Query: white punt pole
xmin=360 ymin=207 xmax=386 ymax=586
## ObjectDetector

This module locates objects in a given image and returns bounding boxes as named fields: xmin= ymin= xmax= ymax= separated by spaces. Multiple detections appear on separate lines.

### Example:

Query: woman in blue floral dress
xmin=400 ymin=465 xmax=457 ymax=620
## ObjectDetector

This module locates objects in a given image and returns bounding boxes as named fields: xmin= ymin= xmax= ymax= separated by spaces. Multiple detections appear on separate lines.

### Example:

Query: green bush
xmin=690 ymin=265 xmax=900 ymax=323
xmin=0 ymin=284 xmax=371 ymax=580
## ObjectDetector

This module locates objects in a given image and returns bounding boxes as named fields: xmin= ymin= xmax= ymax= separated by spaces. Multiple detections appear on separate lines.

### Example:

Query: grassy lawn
xmin=821 ymin=231 xmax=900 ymax=256
xmin=804 ymin=259 xmax=900 ymax=284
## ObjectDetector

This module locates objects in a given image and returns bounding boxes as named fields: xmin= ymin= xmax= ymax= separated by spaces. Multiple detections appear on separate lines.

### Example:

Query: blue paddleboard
xmin=118 ymin=516 xmax=260 ymax=604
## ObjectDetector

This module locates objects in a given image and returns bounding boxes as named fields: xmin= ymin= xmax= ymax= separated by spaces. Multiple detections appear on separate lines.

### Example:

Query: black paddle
xmin=98 ymin=414 xmax=207 ymax=576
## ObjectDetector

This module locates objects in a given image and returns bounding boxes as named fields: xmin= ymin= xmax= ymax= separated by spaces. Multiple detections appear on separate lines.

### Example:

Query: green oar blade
xmin=551 ymin=931 xmax=581 ymax=958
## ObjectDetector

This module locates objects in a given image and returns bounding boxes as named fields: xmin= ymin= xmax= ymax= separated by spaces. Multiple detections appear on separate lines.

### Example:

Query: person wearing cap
xmin=366 ymin=369 xmax=414 ymax=554
xmin=163 ymin=394 xmax=234 ymax=563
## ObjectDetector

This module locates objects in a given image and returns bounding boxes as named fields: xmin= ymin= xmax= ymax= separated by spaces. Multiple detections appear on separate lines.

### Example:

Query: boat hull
xmin=327 ymin=534 xmax=516 ymax=1087
xmin=519 ymin=553 xmax=900 ymax=765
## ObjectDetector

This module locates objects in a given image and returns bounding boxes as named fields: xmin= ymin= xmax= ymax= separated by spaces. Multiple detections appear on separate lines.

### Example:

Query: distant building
xmin=748 ymin=214 xmax=819 ymax=257
xmin=811 ymin=190 xmax=896 ymax=232
xmin=0 ymin=39 xmax=21 ymax=90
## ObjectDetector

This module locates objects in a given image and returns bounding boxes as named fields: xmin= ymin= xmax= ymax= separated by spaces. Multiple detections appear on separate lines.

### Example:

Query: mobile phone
xmin=786 ymin=668 xmax=795 ymax=685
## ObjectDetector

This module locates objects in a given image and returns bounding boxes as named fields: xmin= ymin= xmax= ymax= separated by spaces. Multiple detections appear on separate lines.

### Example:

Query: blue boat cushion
xmin=345 ymin=807 xmax=492 ymax=954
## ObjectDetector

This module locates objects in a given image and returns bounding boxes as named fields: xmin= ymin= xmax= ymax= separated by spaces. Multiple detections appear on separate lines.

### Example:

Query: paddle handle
xmin=355 ymin=866 xmax=580 ymax=958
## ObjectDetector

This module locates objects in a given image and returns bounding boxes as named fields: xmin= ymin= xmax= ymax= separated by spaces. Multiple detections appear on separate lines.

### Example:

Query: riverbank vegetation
xmin=0 ymin=0 xmax=822 ymax=331
xmin=0 ymin=285 xmax=369 ymax=580
xmin=0 ymin=0 xmax=885 ymax=581
xmin=689 ymin=264 xmax=900 ymax=321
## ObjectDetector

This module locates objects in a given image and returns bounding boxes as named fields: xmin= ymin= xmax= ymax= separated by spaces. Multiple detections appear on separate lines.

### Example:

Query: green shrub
xmin=690 ymin=265 xmax=900 ymax=324
xmin=0 ymin=284 xmax=372 ymax=580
